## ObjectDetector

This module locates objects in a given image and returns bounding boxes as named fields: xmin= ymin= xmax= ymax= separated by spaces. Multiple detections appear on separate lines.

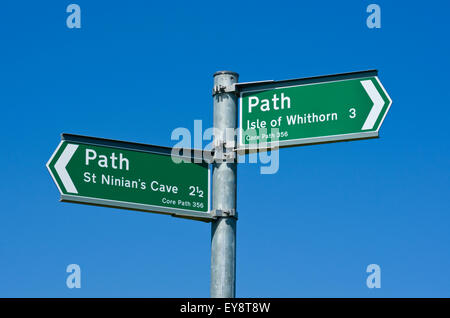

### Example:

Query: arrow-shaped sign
xmin=47 ymin=134 xmax=212 ymax=221
xmin=238 ymin=70 xmax=392 ymax=150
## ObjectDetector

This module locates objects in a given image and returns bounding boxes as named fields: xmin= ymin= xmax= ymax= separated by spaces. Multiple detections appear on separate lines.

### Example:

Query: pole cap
xmin=213 ymin=71 xmax=239 ymax=79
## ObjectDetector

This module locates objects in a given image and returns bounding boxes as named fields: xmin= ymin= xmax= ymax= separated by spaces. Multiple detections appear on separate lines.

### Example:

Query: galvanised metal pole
xmin=210 ymin=71 xmax=238 ymax=298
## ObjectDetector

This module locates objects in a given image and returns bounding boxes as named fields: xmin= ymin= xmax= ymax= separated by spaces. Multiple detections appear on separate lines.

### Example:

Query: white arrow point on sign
xmin=54 ymin=144 xmax=79 ymax=194
xmin=361 ymin=80 xmax=385 ymax=131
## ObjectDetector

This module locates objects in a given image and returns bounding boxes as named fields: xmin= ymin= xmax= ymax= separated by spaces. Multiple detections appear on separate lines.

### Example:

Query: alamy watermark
xmin=66 ymin=4 xmax=81 ymax=29
xmin=366 ymin=264 xmax=381 ymax=288
xmin=170 ymin=120 xmax=280 ymax=175
xmin=366 ymin=4 xmax=381 ymax=29
xmin=66 ymin=264 xmax=81 ymax=288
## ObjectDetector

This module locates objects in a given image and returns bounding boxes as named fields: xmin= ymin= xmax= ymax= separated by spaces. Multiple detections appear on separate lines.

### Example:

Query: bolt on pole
xmin=210 ymin=71 xmax=239 ymax=298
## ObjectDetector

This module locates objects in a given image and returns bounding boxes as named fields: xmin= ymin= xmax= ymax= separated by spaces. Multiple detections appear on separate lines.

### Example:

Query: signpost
xmin=47 ymin=69 xmax=392 ymax=298
xmin=239 ymin=70 xmax=392 ymax=150
xmin=47 ymin=134 xmax=211 ymax=221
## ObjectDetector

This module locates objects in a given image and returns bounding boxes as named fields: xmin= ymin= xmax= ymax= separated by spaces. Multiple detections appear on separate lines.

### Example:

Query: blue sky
xmin=0 ymin=0 xmax=449 ymax=297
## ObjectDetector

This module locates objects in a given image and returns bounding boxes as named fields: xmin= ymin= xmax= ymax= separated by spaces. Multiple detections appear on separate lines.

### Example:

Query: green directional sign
xmin=239 ymin=70 xmax=392 ymax=150
xmin=47 ymin=134 xmax=211 ymax=220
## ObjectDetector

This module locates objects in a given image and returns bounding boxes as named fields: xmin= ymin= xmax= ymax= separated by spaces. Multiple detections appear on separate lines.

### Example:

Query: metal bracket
xmin=212 ymin=147 xmax=236 ymax=161
xmin=210 ymin=209 xmax=238 ymax=219
xmin=212 ymin=84 xmax=237 ymax=96
xmin=225 ymin=151 xmax=236 ymax=160
xmin=213 ymin=150 xmax=225 ymax=161
xmin=225 ymin=139 xmax=235 ymax=149
xmin=213 ymin=150 xmax=236 ymax=161
xmin=213 ymin=138 xmax=225 ymax=149
xmin=213 ymin=137 xmax=235 ymax=149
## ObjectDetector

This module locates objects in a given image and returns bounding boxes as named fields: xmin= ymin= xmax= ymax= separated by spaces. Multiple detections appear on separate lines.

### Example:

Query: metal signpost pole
xmin=210 ymin=71 xmax=239 ymax=298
